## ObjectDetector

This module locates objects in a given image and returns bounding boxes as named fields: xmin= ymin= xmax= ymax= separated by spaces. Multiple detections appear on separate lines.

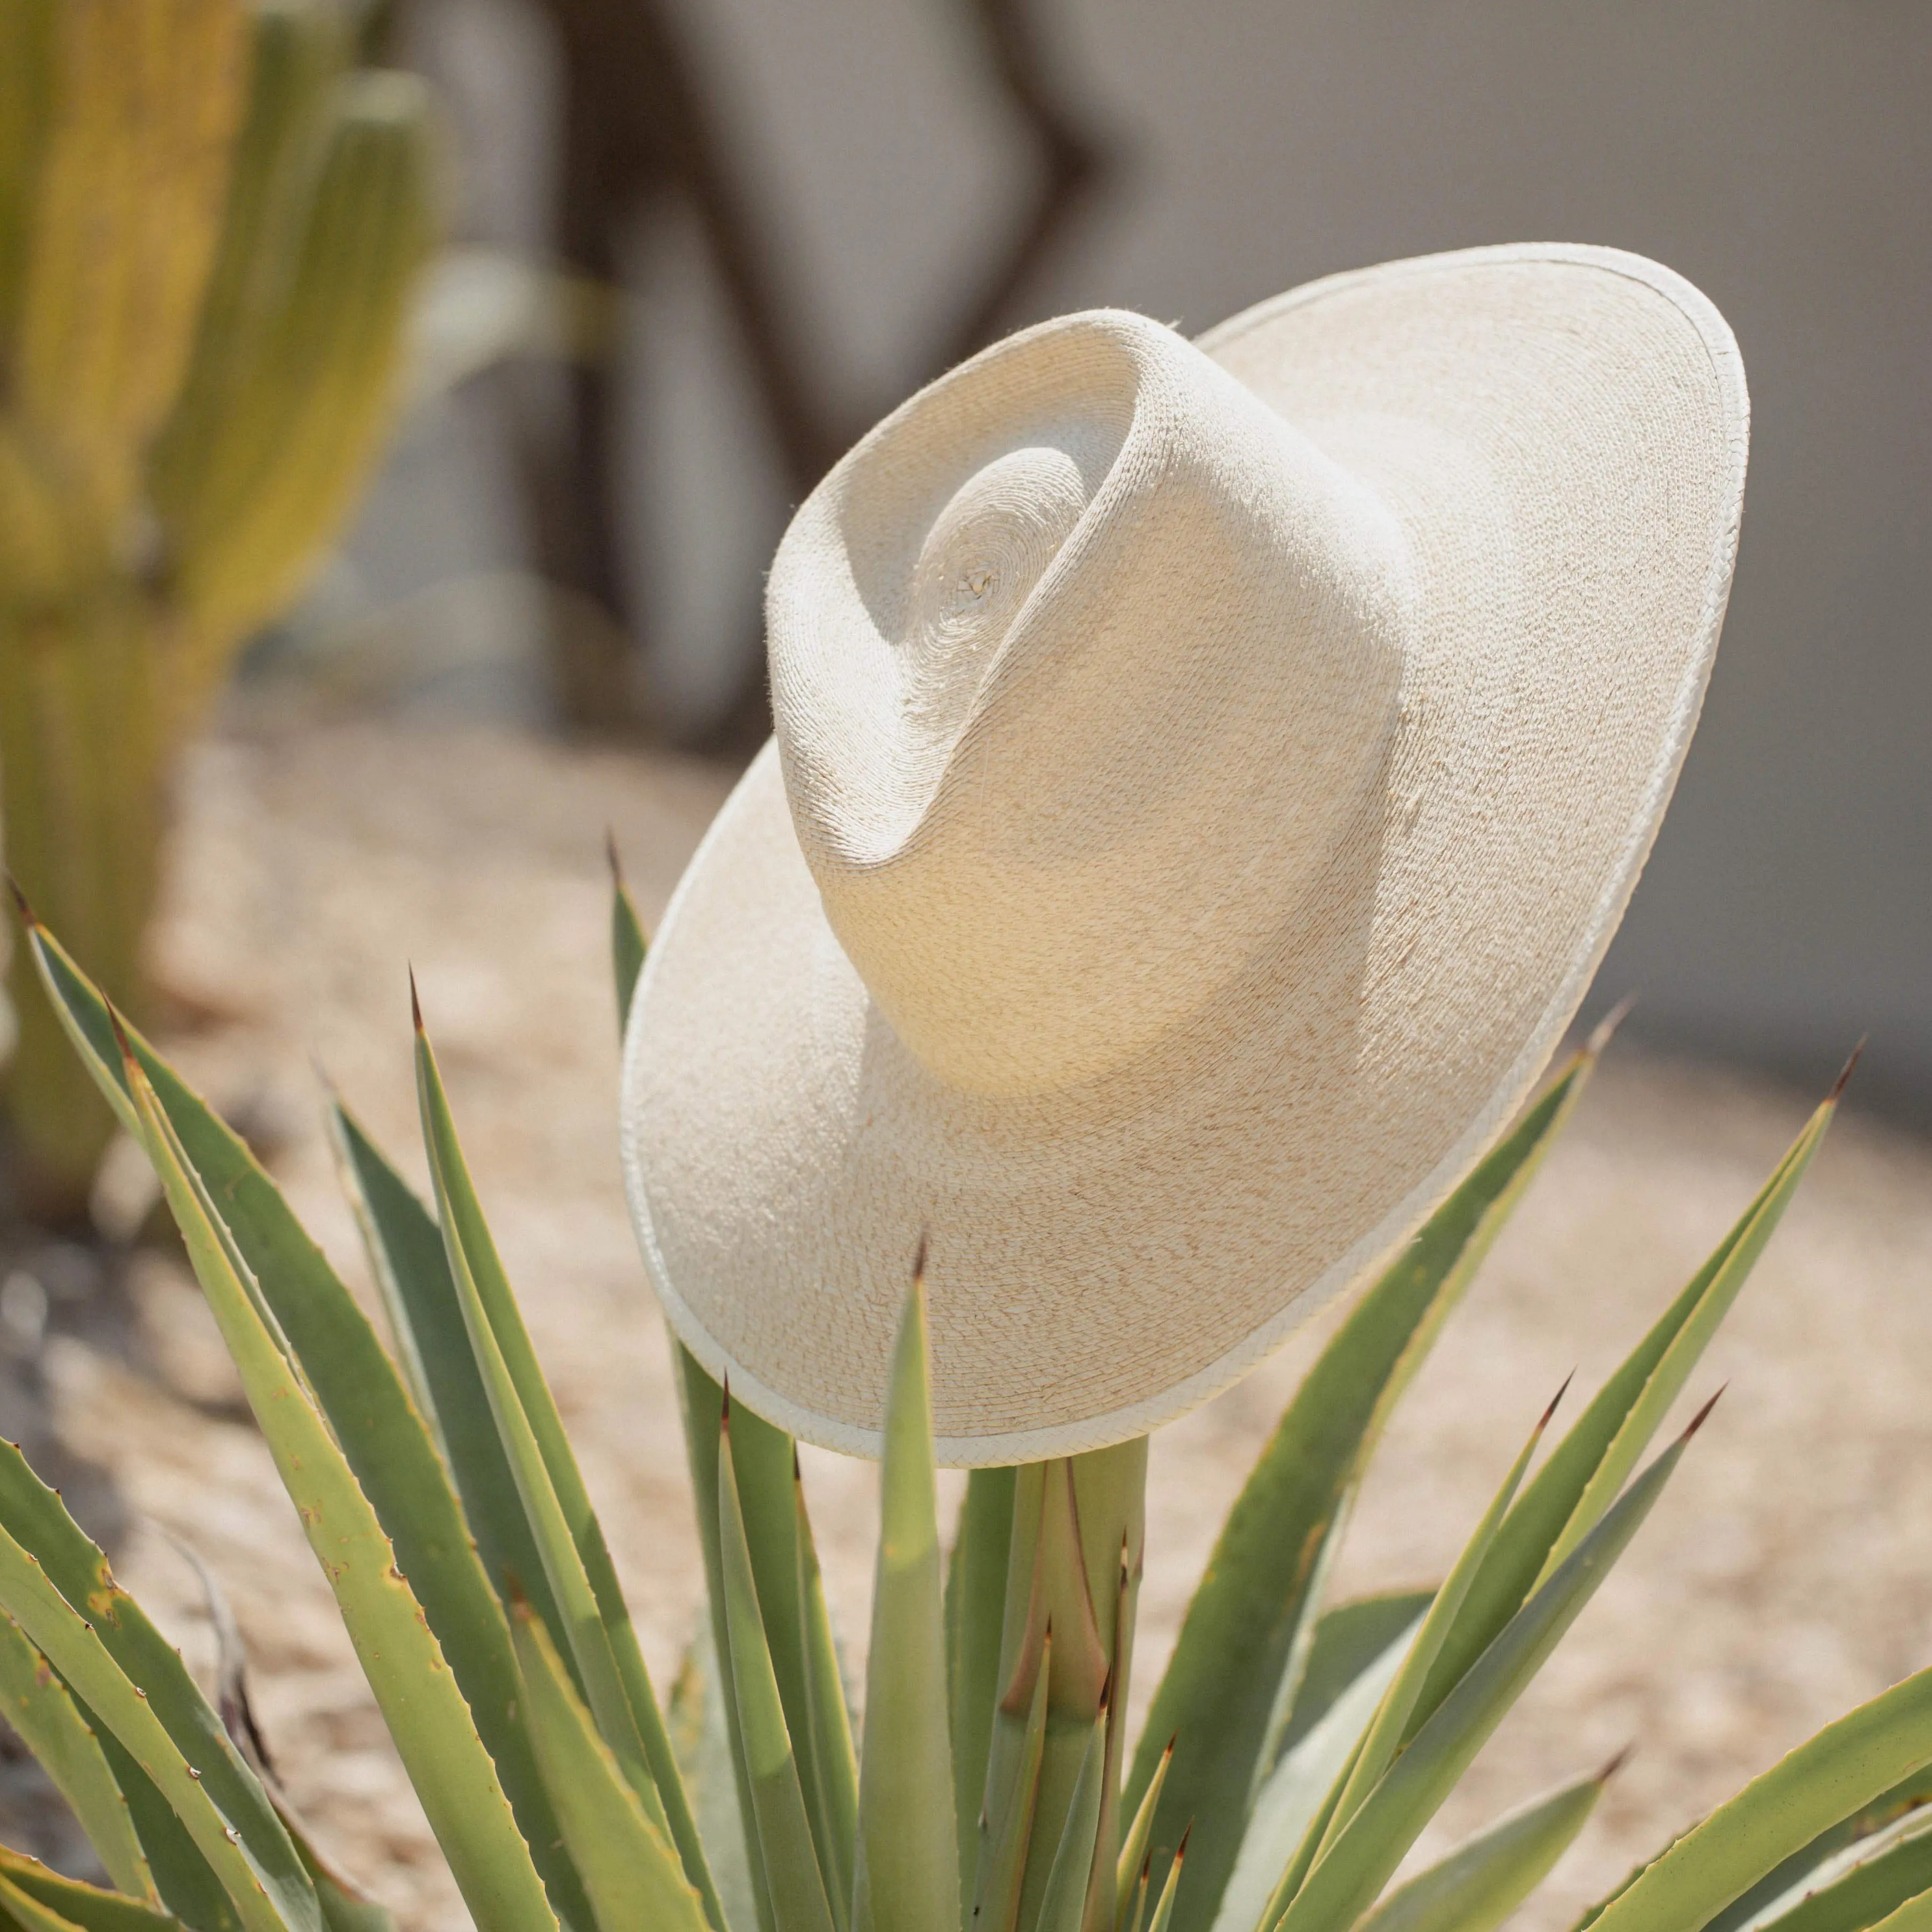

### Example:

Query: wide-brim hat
xmin=620 ymin=243 xmax=1748 ymax=1465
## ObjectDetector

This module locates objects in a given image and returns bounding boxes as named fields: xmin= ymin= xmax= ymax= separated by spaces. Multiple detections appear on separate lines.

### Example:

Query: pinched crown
xmin=769 ymin=310 xmax=1413 ymax=1096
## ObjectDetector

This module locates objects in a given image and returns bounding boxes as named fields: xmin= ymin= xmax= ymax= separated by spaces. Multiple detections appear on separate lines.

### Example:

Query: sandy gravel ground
xmin=9 ymin=716 xmax=1931 ymax=1932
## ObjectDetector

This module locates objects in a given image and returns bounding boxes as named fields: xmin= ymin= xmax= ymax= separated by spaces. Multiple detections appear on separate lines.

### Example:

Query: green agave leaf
xmin=327 ymin=1102 xmax=575 ymax=1692
xmin=1321 ymin=1394 xmax=1559 ymax=1853
xmin=950 ymin=1466 xmax=1017 ymax=1917
xmin=1035 ymin=1708 xmax=1112 ymax=1932
xmin=1737 ymin=1808 xmax=1932 ymax=1932
xmin=1079 ymin=1445 xmax=1149 ymax=1932
xmin=1118 ymin=1742 xmax=1173 ymax=1926
xmin=718 ymin=1407 xmax=840 ymax=1932
xmin=0 ymin=1610 xmax=153 ymax=1899
xmin=413 ymin=1014 xmax=718 ymax=1924
xmin=1271 ymin=1594 xmax=1438 ymax=1770
xmin=1145 ymin=1837 xmax=1188 ymax=1932
xmin=1354 ymin=1765 xmax=1610 ymax=1932
xmin=984 ymin=1465 xmax=1105 ymax=1932
xmin=1867 ymin=1895 xmax=1932 ymax=1932
xmin=1417 ymin=1084 xmax=1840 ymax=1730
xmin=1131 ymin=1046 xmax=1599 ymax=1932
xmin=510 ymin=1592 xmax=711 ymax=1932
xmin=1248 ymin=1509 xmax=1350 ymax=1808
xmin=1703 ymin=1776 xmax=1932 ymax=1932
xmin=678 ymin=1351 xmax=788 ymax=1932
xmin=609 ymin=839 xmax=649 ymax=1031
xmin=1582 ymin=1666 xmax=1932 ymax=1932
xmin=795 ymin=1455 xmax=859 ymax=1923
xmin=1539 ymin=1092 xmax=1827 ymax=1579
xmin=22 ymin=920 xmax=586 ymax=1930
xmin=415 ymin=1032 xmax=661 ymax=1784
xmin=854 ymin=1279 xmax=959 ymax=1932
xmin=1211 ymin=1611 xmax=1420 ymax=1932
xmin=169 ymin=1529 xmax=399 ymax=1932
xmin=670 ymin=1628 xmax=761 ymax=1932
xmin=716 ymin=1403 xmax=833 ymax=1913
xmin=120 ymin=1041 xmax=558 ymax=1932
xmin=0 ymin=1422 xmax=315 ymax=1932
xmin=977 ymin=1446 xmax=1145 ymax=1932
xmin=977 ymin=1627 xmax=1053 ymax=1932
xmin=0 ymin=1513 xmax=314 ymax=1932
xmin=0 ymin=1847 xmax=182 ymax=1932
xmin=678 ymin=1354 xmax=862 ymax=1932
xmin=328 ymin=1101 xmax=442 ymax=1447
xmin=93 ymin=1726 xmax=242 ymax=1932
xmin=1272 ymin=1409 xmax=1705 ymax=1932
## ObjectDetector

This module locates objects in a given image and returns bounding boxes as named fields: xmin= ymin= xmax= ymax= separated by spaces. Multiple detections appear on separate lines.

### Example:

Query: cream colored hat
xmin=620 ymin=243 xmax=1748 ymax=1465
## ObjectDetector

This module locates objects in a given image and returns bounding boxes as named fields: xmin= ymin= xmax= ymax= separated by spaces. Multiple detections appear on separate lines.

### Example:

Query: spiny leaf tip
xmin=1597 ymin=1744 xmax=1636 ymax=1782
xmin=4 ymin=873 xmax=35 ymax=926
xmin=104 ymin=1000 xmax=138 ymax=1073
xmin=1685 ymin=1385 xmax=1726 ymax=1438
xmin=1830 ymin=1038 xmax=1866 ymax=1103
xmin=1541 ymin=1369 xmax=1577 ymax=1429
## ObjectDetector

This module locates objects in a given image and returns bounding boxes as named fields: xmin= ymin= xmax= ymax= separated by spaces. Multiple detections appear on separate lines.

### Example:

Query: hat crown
xmin=770 ymin=309 xmax=1412 ymax=1096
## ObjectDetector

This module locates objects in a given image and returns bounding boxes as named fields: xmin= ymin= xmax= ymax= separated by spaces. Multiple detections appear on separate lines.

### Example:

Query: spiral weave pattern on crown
xmin=898 ymin=444 xmax=1089 ymax=757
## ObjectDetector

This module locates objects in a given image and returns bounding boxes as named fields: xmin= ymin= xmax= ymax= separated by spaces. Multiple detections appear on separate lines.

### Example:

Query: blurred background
xmin=0 ymin=4 xmax=1929 ymax=1928
xmin=358 ymin=0 xmax=1932 ymax=1114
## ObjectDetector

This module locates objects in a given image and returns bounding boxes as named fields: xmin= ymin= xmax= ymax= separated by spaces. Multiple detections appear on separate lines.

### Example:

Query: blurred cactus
xmin=0 ymin=0 xmax=436 ymax=1219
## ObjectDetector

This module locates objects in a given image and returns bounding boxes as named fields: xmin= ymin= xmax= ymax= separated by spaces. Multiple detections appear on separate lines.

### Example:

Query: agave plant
xmin=0 ymin=878 xmax=1923 ymax=1932
xmin=0 ymin=0 xmax=435 ymax=1213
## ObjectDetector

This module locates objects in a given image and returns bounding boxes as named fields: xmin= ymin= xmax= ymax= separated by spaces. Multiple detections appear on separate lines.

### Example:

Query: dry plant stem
xmin=0 ymin=594 xmax=162 ymax=1217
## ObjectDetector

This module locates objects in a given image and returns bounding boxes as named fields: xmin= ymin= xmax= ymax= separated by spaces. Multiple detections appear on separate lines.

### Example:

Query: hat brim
xmin=620 ymin=243 xmax=1748 ymax=1464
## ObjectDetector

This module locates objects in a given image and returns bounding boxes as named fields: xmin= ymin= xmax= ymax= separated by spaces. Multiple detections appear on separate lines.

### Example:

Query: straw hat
xmin=620 ymin=243 xmax=1748 ymax=1465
